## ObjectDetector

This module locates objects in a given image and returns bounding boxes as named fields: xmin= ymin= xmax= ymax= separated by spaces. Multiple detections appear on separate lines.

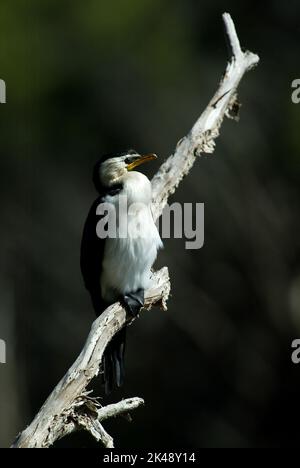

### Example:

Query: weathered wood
xmin=12 ymin=13 xmax=259 ymax=448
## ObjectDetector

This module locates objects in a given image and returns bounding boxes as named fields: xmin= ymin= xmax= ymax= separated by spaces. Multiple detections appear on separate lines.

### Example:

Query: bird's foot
xmin=122 ymin=289 xmax=144 ymax=320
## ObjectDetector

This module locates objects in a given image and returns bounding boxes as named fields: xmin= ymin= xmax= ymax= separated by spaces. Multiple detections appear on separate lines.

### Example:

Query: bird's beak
xmin=127 ymin=153 xmax=157 ymax=171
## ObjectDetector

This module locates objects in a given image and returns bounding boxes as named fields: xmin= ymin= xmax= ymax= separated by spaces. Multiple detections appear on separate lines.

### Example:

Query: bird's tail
xmin=102 ymin=327 xmax=126 ymax=394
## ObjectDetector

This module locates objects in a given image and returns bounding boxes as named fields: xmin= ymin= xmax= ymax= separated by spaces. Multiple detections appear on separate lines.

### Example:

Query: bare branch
xmin=77 ymin=397 xmax=145 ymax=448
xmin=151 ymin=12 xmax=259 ymax=220
xmin=97 ymin=397 xmax=145 ymax=422
xmin=12 ymin=269 xmax=169 ymax=448
xmin=11 ymin=13 xmax=259 ymax=448
xmin=223 ymin=12 xmax=243 ymax=59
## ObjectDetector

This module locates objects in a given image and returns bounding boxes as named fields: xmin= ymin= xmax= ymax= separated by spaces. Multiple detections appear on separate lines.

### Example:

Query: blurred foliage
xmin=1 ymin=0 xmax=300 ymax=449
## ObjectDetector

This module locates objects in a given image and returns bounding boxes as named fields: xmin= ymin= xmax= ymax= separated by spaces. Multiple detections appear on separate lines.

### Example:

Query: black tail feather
xmin=100 ymin=289 xmax=144 ymax=394
xmin=103 ymin=327 xmax=126 ymax=394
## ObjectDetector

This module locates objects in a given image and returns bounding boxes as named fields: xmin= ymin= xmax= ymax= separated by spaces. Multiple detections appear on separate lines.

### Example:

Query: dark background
xmin=1 ymin=0 xmax=300 ymax=448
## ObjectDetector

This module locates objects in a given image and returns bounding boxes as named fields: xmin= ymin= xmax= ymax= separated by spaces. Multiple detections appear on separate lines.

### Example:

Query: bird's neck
xmin=123 ymin=171 xmax=152 ymax=205
xmin=100 ymin=167 xmax=125 ymax=188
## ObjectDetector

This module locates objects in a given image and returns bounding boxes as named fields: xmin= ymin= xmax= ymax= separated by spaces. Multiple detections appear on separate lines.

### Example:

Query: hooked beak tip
xmin=127 ymin=153 xmax=158 ymax=171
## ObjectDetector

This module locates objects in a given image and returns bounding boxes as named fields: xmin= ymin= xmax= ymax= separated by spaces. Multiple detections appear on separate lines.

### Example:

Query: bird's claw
xmin=122 ymin=289 xmax=145 ymax=321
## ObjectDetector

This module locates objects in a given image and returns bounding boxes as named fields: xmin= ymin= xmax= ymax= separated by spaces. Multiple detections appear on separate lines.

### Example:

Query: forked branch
xmin=12 ymin=13 xmax=259 ymax=448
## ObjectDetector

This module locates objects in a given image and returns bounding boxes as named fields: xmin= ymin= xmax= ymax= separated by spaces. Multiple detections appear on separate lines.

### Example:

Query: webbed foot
xmin=122 ymin=289 xmax=144 ymax=319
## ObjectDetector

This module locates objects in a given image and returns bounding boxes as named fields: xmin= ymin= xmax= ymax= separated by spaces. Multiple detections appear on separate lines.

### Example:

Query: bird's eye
xmin=125 ymin=157 xmax=131 ymax=164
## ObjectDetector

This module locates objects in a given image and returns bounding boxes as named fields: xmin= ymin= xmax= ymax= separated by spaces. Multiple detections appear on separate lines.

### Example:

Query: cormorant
xmin=80 ymin=150 xmax=162 ymax=393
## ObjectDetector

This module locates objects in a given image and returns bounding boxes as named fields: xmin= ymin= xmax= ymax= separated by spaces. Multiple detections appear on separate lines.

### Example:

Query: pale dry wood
xmin=151 ymin=12 xmax=259 ymax=220
xmin=12 ymin=13 xmax=259 ymax=448
xmin=62 ymin=396 xmax=145 ymax=448
xmin=12 ymin=268 xmax=169 ymax=448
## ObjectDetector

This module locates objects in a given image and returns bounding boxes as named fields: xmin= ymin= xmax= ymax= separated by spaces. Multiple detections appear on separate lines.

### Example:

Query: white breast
xmin=100 ymin=172 xmax=162 ymax=302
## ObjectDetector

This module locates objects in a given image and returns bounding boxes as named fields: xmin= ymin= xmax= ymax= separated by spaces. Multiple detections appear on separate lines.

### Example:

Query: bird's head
xmin=93 ymin=149 xmax=157 ymax=192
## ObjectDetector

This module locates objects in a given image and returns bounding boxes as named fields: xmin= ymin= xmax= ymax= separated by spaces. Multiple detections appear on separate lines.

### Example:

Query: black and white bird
xmin=81 ymin=149 xmax=162 ymax=393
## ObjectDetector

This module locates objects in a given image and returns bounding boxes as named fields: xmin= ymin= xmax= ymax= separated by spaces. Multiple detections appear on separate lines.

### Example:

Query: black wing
xmin=80 ymin=196 xmax=106 ymax=315
xmin=80 ymin=184 xmax=123 ymax=316
xmin=80 ymin=184 xmax=126 ymax=392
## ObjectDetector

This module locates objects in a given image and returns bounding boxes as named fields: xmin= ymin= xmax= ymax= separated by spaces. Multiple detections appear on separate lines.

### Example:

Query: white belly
xmin=100 ymin=203 xmax=162 ymax=302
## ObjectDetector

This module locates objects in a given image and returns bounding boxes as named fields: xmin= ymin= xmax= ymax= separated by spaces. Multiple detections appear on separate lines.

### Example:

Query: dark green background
xmin=1 ymin=0 xmax=300 ymax=448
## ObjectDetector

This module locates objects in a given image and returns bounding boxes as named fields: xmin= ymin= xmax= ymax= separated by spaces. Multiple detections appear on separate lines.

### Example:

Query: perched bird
xmin=81 ymin=149 xmax=162 ymax=393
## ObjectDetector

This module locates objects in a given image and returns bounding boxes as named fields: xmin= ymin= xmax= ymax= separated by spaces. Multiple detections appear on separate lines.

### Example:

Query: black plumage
xmin=80 ymin=179 xmax=125 ymax=394
xmin=80 ymin=150 xmax=160 ymax=394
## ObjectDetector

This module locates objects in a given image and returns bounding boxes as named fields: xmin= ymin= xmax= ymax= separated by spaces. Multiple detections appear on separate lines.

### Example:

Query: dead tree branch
xmin=12 ymin=13 xmax=259 ymax=448
xmin=151 ymin=12 xmax=259 ymax=220
xmin=12 ymin=268 xmax=169 ymax=448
